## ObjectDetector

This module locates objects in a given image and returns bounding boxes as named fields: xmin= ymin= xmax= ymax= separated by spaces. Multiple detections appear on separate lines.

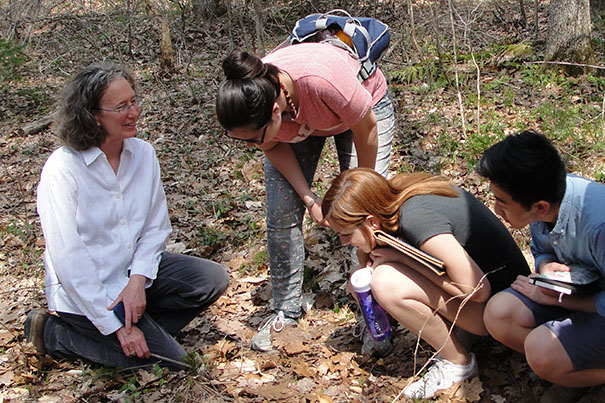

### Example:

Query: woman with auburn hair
xmin=322 ymin=168 xmax=530 ymax=400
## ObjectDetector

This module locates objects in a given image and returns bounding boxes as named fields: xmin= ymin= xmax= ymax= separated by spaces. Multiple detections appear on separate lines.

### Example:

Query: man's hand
xmin=511 ymin=274 xmax=560 ymax=305
xmin=116 ymin=325 xmax=150 ymax=359
xmin=108 ymin=274 xmax=147 ymax=332
xmin=538 ymin=261 xmax=571 ymax=276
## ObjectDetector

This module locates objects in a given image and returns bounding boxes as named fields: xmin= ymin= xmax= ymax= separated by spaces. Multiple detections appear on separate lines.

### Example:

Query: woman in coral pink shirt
xmin=215 ymin=43 xmax=395 ymax=352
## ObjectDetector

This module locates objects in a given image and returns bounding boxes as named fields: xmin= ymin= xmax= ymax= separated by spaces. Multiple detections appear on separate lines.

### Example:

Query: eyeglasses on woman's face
xmin=224 ymin=123 xmax=268 ymax=145
xmin=96 ymin=96 xmax=142 ymax=115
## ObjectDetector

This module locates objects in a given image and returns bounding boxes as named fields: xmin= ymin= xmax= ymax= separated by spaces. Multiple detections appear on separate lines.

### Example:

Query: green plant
xmin=153 ymin=364 xmax=167 ymax=387
xmin=230 ymin=216 xmax=263 ymax=244
xmin=210 ymin=197 xmax=234 ymax=219
xmin=0 ymin=38 xmax=26 ymax=84
xmin=520 ymin=64 xmax=567 ymax=88
xmin=586 ymin=74 xmax=605 ymax=91
xmin=462 ymin=129 xmax=501 ymax=167
xmin=118 ymin=375 xmax=142 ymax=401
xmin=182 ymin=351 xmax=209 ymax=374
xmin=238 ymin=249 xmax=268 ymax=275
xmin=595 ymin=168 xmax=605 ymax=183
xmin=302 ymin=265 xmax=320 ymax=292
xmin=196 ymin=226 xmax=226 ymax=248
xmin=436 ymin=130 xmax=459 ymax=160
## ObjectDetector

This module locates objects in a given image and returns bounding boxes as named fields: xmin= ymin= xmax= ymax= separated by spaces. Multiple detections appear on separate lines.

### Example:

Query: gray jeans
xmin=264 ymin=91 xmax=395 ymax=318
xmin=44 ymin=252 xmax=229 ymax=370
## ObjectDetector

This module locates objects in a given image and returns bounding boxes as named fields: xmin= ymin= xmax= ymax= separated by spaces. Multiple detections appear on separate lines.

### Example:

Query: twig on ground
xmin=524 ymin=61 xmax=605 ymax=70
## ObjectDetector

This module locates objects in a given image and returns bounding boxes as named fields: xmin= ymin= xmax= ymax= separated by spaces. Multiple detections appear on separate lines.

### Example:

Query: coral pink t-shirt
xmin=262 ymin=42 xmax=387 ymax=143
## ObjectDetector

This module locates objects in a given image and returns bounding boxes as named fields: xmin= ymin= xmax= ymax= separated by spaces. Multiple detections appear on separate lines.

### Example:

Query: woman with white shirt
xmin=26 ymin=62 xmax=229 ymax=369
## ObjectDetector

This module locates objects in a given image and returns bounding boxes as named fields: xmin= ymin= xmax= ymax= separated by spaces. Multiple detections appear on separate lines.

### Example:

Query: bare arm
xmin=370 ymin=233 xmax=491 ymax=302
xmin=350 ymin=109 xmax=378 ymax=170
xmin=421 ymin=234 xmax=492 ymax=302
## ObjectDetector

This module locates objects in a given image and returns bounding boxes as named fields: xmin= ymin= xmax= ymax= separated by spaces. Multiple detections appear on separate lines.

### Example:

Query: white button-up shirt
xmin=37 ymin=138 xmax=171 ymax=335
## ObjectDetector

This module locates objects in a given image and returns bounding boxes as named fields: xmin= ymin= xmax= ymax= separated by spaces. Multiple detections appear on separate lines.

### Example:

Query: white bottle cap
xmin=350 ymin=267 xmax=372 ymax=293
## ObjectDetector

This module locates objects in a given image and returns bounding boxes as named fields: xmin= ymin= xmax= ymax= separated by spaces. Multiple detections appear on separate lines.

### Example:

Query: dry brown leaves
xmin=5 ymin=0 xmax=596 ymax=401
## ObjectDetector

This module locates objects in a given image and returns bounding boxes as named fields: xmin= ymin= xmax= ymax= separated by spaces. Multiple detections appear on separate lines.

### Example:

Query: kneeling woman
xmin=29 ymin=62 xmax=229 ymax=370
xmin=322 ymin=168 xmax=529 ymax=399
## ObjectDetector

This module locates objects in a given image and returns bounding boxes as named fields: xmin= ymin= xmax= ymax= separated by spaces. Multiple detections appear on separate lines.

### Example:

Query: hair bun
xmin=222 ymin=50 xmax=266 ymax=80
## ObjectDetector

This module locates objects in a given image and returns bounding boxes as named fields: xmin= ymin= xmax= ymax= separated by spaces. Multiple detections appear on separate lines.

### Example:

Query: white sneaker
xmin=403 ymin=353 xmax=478 ymax=399
xmin=250 ymin=311 xmax=297 ymax=352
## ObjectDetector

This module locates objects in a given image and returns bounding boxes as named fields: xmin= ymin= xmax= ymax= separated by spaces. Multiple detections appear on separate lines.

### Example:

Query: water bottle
xmin=351 ymin=267 xmax=391 ymax=341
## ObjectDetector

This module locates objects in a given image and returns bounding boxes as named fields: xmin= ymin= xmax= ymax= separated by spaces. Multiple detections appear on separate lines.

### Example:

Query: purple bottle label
xmin=357 ymin=290 xmax=391 ymax=341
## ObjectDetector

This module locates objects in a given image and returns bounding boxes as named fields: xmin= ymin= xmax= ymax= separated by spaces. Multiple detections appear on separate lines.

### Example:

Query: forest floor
xmin=1 ymin=1 xmax=604 ymax=402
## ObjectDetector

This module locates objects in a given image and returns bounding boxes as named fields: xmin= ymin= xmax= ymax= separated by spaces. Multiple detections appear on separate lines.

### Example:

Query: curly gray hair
xmin=55 ymin=62 xmax=135 ymax=150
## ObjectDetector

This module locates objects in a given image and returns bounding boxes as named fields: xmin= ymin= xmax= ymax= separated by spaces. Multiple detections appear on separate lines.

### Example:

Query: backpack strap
xmin=315 ymin=15 xmax=328 ymax=30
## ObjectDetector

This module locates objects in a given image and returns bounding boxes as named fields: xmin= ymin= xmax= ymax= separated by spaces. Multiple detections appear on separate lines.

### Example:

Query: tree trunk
xmin=253 ymin=0 xmax=265 ymax=57
xmin=160 ymin=16 xmax=175 ymax=75
xmin=591 ymin=0 xmax=605 ymax=12
xmin=192 ymin=0 xmax=221 ymax=20
xmin=545 ymin=0 xmax=594 ymax=75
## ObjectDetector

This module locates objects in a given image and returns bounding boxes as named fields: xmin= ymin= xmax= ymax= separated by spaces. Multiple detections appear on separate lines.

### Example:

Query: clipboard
xmin=373 ymin=230 xmax=446 ymax=276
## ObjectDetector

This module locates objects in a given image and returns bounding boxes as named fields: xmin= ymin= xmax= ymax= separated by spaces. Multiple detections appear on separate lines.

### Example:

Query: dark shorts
xmin=504 ymin=288 xmax=605 ymax=371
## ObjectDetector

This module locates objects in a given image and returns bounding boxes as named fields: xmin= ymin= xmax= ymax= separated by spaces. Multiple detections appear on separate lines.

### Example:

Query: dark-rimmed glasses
xmin=96 ymin=96 xmax=142 ymax=115
xmin=224 ymin=124 xmax=268 ymax=144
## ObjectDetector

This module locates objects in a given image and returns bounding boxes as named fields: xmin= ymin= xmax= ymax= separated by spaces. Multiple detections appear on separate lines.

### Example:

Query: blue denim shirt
xmin=530 ymin=175 xmax=605 ymax=316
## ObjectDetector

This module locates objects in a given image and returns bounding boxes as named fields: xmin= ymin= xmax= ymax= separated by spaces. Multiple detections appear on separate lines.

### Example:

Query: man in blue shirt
xmin=477 ymin=131 xmax=605 ymax=403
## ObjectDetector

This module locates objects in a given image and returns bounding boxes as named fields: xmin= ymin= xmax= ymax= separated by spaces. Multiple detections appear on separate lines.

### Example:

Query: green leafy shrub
xmin=0 ymin=39 xmax=26 ymax=84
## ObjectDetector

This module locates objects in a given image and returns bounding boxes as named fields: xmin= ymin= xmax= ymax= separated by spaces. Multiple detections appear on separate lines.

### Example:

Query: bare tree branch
xmin=448 ymin=0 xmax=467 ymax=138
xmin=525 ymin=60 xmax=605 ymax=70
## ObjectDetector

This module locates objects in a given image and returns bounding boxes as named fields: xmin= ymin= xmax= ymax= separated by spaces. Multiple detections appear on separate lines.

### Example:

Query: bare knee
xmin=370 ymin=265 xmax=409 ymax=308
xmin=525 ymin=327 xmax=572 ymax=383
xmin=484 ymin=292 xmax=524 ymax=339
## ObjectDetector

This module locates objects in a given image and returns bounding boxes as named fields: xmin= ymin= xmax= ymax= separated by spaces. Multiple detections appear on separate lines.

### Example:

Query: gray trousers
xmin=265 ymin=91 xmax=395 ymax=318
xmin=44 ymin=252 xmax=229 ymax=370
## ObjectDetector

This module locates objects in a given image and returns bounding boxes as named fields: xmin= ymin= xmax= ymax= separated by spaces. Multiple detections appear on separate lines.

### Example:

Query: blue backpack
xmin=275 ymin=9 xmax=390 ymax=82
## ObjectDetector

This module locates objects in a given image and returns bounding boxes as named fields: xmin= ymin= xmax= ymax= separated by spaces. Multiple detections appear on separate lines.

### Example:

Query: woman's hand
xmin=116 ymin=325 xmax=150 ymax=359
xmin=108 ymin=274 xmax=147 ymax=332
xmin=307 ymin=197 xmax=325 ymax=224
xmin=369 ymin=247 xmax=404 ymax=267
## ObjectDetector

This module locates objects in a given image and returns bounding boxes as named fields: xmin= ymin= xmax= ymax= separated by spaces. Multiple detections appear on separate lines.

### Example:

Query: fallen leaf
xmin=291 ymin=358 xmax=314 ymax=378
xmin=273 ymin=326 xmax=308 ymax=355
xmin=452 ymin=376 xmax=484 ymax=401
xmin=314 ymin=291 xmax=333 ymax=309
xmin=0 ymin=371 xmax=14 ymax=386
xmin=296 ymin=377 xmax=316 ymax=394
xmin=0 ymin=331 xmax=15 ymax=345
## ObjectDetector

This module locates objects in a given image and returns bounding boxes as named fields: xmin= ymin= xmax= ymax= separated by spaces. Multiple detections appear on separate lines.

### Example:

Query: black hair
xmin=476 ymin=130 xmax=567 ymax=209
xmin=215 ymin=50 xmax=280 ymax=131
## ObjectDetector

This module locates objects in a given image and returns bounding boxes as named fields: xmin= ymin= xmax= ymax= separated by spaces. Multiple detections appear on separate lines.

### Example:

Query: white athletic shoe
xmin=403 ymin=353 xmax=478 ymax=399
